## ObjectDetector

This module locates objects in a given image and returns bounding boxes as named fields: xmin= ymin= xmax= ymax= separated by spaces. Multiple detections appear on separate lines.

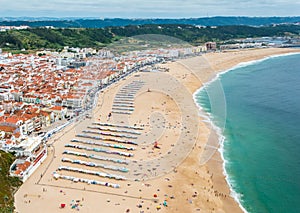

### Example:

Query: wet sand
xmin=14 ymin=48 xmax=300 ymax=213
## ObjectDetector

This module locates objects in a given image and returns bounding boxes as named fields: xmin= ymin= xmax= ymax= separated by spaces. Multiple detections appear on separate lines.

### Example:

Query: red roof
xmin=49 ymin=106 xmax=63 ymax=111
xmin=15 ymin=161 xmax=31 ymax=175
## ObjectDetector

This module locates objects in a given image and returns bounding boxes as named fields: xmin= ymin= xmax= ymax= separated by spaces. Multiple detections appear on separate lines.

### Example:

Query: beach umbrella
xmin=60 ymin=203 xmax=66 ymax=208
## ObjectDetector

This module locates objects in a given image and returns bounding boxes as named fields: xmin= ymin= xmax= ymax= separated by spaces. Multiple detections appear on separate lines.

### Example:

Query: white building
xmin=9 ymin=137 xmax=47 ymax=182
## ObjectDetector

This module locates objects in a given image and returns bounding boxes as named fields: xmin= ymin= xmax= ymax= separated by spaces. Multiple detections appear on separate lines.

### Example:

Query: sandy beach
xmin=14 ymin=47 xmax=300 ymax=213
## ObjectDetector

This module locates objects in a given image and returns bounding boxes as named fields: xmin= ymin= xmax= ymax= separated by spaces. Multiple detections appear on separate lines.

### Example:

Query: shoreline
xmin=193 ymin=81 xmax=248 ymax=213
xmin=192 ymin=48 xmax=300 ymax=213
xmin=14 ymin=48 xmax=300 ymax=213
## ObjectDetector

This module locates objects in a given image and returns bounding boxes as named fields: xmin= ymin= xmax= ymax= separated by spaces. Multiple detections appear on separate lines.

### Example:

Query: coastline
xmin=14 ymin=48 xmax=300 ymax=213
xmin=190 ymin=48 xmax=300 ymax=213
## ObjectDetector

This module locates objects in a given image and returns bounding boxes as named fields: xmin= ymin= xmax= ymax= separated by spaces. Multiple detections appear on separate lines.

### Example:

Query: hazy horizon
xmin=1 ymin=15 xmax=300 ymax=20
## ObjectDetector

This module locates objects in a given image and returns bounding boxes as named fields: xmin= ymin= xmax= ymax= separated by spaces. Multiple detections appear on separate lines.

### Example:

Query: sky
xmin=0 ymin=0 xmax=299 ymax=18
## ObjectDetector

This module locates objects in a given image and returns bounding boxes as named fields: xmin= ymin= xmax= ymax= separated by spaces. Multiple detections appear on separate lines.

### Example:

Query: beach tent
xmin=53 ymin=173 xmax=60 ymax=179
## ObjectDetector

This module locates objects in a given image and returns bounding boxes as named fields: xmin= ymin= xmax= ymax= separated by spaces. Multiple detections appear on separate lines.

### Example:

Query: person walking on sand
xmin=107 ymin=112 xmax=112 ymax=121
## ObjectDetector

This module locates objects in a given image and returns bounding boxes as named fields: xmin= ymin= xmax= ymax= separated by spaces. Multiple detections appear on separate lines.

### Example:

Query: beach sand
xmin=14 ymin=48 xmax=300 ymax=213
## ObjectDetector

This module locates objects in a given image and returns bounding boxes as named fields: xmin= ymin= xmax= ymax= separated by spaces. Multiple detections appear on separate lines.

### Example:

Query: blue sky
xmin=1 ymin=0 xmax=299 ymax=18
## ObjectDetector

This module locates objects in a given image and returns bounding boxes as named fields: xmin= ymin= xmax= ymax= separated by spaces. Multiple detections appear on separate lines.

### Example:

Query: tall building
xmin=205 ymin=42 xmax=217 ymax=51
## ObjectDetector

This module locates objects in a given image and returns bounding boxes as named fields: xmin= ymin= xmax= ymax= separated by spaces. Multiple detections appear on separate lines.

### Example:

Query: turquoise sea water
xmin=195 ymin=53 xmax=300 ymax=213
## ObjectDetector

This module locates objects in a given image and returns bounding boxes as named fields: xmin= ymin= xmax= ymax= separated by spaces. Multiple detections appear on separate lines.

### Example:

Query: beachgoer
xmin=107 ymin=112 xmax=112 ymax=121
xmin=154 ymin=141 xmax=160 ymax=149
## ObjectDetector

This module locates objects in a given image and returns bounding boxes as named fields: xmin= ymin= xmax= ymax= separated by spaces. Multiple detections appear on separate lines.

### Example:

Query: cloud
xmin=0 ymin=0 xmax=299 ymax=17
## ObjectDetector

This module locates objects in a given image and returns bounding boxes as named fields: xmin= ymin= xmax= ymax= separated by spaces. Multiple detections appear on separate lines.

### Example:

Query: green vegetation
xmin=0 ymin=151 xmax=22 ymax=213
xmin=0 ymin=27 xmax=114 ymax=50
xmin=0 ymin=24 xmax=300 ymax=51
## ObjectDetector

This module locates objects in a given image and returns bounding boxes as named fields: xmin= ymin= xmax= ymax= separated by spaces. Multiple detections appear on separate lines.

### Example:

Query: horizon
xmin=1 ymin=15 xmax=300 ymax=21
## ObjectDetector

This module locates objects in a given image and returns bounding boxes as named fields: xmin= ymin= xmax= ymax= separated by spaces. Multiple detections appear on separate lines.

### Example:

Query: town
xmin=0 ymin=43 xmax=208 ymax=182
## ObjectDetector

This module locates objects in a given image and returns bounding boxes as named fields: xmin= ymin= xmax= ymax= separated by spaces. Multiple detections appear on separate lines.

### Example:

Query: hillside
xmin=0 ymin=151 xmax=22 ymax=213
xmin=1 ymin=24 xmax=300 ymax=51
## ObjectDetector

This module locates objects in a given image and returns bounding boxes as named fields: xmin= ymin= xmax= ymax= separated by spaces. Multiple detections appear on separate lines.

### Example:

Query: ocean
xmin=194 ymin=52 xmax=300 ymax=213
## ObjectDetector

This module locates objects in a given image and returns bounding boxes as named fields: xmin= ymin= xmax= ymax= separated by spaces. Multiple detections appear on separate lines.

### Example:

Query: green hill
xmin=0 ymin=24 xmax=300 ymax=51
